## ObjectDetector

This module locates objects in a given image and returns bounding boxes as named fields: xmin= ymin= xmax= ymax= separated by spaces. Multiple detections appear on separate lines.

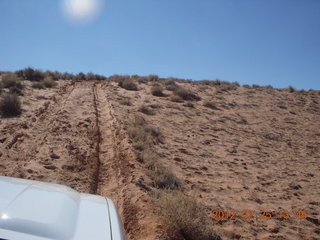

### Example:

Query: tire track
xmin=93 ymin=82 xmax=143 ymax=240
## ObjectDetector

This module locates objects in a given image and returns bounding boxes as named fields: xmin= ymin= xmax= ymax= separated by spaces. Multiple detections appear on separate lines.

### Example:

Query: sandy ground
xmin=0 ymin=80 xmax=158 ymax=240
xmin=107 ymin=80 xmax=320 ymax=240
xmin=0 ymin=79 xmax=319 ymax=239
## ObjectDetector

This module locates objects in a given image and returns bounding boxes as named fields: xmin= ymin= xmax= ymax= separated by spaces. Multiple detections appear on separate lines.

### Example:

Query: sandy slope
xmin=0 ymin=79 xmax=319 ymax=239
xmin=107 ymin=80 xmax=320 ymax=240
xmin=0 ymin=80 xmax=158 ymax=240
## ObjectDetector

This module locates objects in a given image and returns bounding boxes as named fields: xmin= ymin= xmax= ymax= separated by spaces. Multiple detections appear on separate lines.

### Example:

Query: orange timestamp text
xmin=209 ymin=210 xmax=308 ymax=220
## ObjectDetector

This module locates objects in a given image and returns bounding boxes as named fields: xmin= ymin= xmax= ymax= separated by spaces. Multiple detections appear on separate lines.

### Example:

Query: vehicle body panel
xmin=0 ymin=176 xmax=125 ymax=240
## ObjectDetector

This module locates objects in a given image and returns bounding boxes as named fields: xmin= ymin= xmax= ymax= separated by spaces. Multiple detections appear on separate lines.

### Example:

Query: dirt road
xmin=0 ymin=81 xmax=155 ymax=240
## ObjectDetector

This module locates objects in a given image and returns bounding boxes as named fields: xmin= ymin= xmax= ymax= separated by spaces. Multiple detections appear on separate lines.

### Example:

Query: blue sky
xmin=0 ymin=0 xmax=319 ymax=90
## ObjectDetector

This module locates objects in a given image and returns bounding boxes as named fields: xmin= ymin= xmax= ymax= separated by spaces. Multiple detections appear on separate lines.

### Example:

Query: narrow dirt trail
xmin=0 ymin=81 xmax=99 ymax=192
xmin=0 ymin=80 xmax=158 ymax=240
xmin=93 ymin=82 xmax=146 ymax=240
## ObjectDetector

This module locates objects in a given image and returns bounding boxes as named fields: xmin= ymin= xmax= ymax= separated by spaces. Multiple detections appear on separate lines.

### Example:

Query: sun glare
xmin=62 ymin=0 xmax=102 ymax=24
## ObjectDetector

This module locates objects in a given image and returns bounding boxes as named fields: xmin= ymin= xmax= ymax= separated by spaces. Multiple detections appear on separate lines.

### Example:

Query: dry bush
xmin=74 ymin=72 xmax=86 ymax=81
xmin=174 ymin=88 xmax=201 ymax=101
xmin=32 ymin=82 xmax=45 ymax=89
xmin=41 ymin=78 xmax=57 ymax=88
xmin=183 ymin=102 xmax=194 ymax=108
xmin=165 ymin=79 xmax=179 ymax=91
xmin=127 ymin=114 xmax=164 ymax=147
xmin=170 ymin=95 xmax=184 ymax=103
xmin=203 ymin=101 xmax=218 ymax=110
xmin=147 ymin=74 xmax=160 ymax=82
xmin=151 ymin=85 xmax=164 ymax=96
xmin=1 ymin=73 xmax=23 ymax=89
xmin=149 ymin=165 xmax=181 ymax=190
xmin=287 ymin=86 xmax=296 ymax=93
xmin=121 ymin=79 xmax=138 ymax=91
xmin=18 ymin=68 xmax=44 ymax=81
xmin=157 ymin=191 xmax=219 ymax=240
xmin=138 ymin=105 xmax=155 ymax=115
xmin=0 ymin=93 xmax=21 ymax=117
xmin=119 ymin=98 xmax=132 ymax=106
xmin=9 ymin=86 xmax=24 ymax=96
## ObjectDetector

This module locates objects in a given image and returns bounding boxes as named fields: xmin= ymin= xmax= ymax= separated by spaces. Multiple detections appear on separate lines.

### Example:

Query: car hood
xmin=0 ymin=176 xmax=116 ymax=240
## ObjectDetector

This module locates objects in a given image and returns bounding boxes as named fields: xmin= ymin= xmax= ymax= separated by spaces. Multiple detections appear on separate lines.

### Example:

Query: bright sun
xmin=62 ymin=0 xmax=102 ymax=23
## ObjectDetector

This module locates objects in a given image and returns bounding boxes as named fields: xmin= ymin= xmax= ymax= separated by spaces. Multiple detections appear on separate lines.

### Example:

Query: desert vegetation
xmin=0 ymin=93 xmax=21 ymax=117
xmin=0 ymin=71 xmax=319 ymax=240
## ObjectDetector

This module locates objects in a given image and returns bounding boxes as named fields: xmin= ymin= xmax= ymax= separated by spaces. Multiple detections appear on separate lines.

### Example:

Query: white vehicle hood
xmin=0 ymin=176 xmax=123 ymax=240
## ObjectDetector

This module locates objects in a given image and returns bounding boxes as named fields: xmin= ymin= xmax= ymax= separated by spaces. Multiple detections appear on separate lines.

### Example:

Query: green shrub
xmin=174 ymin=88 xmax=201 ymax=101
xmin=157 ymin=191 xmax=219 ymax=240
xmin=151 ymin=85 xmax=164 ymax=96
xmin=0 ymin=93 xmax=22 ymax=117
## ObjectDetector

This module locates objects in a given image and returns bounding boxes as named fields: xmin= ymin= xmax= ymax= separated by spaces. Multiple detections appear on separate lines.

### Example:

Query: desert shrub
xmin=287 ymin=86 xmax=295 ymax=93
xmin=157 ymin=191 xmax=218 ymax=240
xmin=32 ymin=82 xmax=45 ymax=89
xmin=183 ymin=102 xmax=194 ymax=108
xmin=20 ymin=68 xmax=44 ymax=81
xmin=174 ymin=88 xmax=201 ymax=101
xmin=252 ymin=84 xmax=262 ymax=89
xmin=165 ymin=79 xmax=179 ymax=91
xmin=61 ymin=72 xmax=74 ymax=80
xmin=170 ymin=95 xmax=184 ymax=103
xmin=128 ymin=115 xmax=163 ymax=150
xmin=44 ymin=71 xmax=59 ymax=81
xmin=0 ymin=93 xmax=21 ymax=117
xmin=41 ymin=78 xmax=57 ymax=88
xmin=85 ymin=72 xmax=96 ymax=80
xmin=147 ymin=74 xmax=159 ymax=82
xmin=138 ymin=105 xmax=155 ymax=115
xmin=74 ymin=72 xmax=86 ymax=81
xmin=122 ymin=79 xmax=138 ymax=91
xmin=203 ymin=101 xmax=218 ymax=110
xmin=9 ymin=86 xmax=24 ymax=96
xmin=1 ymin=73 xmax=23 ymax=89
xmin=151 ymin=85 xmax=164 ymax=96
xmin=149 ymin=165 xmax=181 ymax=190
xmin=137 ymin=149 xmax=158 ymax=164
xmin=119 ymin=98 xmax=132 ymax=106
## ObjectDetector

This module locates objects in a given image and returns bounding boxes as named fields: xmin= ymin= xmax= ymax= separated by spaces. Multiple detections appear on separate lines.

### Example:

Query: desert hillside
xmin=0 ymin=71 xmax=319 ymax=240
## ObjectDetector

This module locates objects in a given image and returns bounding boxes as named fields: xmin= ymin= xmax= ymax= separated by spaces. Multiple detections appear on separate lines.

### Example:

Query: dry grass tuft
xmin=138 ymin=105 xmax=155 ymax=115
xmin=151 ymin=85 xmax=165 ymax=96
xmin=157 ymin=191 xmax=219 ymax=240
xmin=203 ymin=101 xmax=219 ymax=110
xmin=174 ymin=87 xmax=201 ymax=101
xmin=170 ymin=95 xmax=184 ymax=103
xmin=0 ymin=93 xmax=22 ymax=117
xmin=41 ymin=77 xmax=57 ymax=88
